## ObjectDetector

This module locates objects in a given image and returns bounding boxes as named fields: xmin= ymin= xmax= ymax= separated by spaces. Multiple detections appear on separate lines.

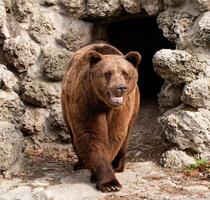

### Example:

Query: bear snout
xmin=117 ymin=84 xmax=127 ymax=94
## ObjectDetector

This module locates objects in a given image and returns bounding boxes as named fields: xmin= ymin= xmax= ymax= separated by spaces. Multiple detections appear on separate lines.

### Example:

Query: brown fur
xmin=61 ymin=43 xmax=141 ymax=192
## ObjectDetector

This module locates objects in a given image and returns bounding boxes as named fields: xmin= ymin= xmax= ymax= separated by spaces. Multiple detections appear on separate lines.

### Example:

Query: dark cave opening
xmin=107 ymin=17 xmax=175 ymax=100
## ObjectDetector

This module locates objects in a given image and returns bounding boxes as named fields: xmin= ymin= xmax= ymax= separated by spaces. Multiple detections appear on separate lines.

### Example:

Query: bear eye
xmin=104 ymin=72 xmax=112 ymax=78
xmin=122 ymin=71 xmax=129 ymax=78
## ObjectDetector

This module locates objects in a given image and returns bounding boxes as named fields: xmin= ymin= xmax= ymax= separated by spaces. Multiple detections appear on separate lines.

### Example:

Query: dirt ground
xmin=0 ymin=100 xmax=209 ymax=200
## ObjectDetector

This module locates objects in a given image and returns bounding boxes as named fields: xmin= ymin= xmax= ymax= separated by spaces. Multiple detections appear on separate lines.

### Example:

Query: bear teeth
xmin=110 ymin=95 xmax=123 ymax=104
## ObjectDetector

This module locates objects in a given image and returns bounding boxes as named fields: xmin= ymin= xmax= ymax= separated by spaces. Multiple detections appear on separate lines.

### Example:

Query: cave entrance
xmin=107 ymin=16 xmax=175 ymax=101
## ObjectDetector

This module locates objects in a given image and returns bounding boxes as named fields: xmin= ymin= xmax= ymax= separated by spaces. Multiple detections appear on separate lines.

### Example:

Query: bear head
xmin=86 ymin=50 xmax=141 ymax=108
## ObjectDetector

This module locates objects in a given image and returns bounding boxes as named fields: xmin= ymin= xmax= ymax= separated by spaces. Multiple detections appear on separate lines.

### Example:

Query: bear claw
xmin=96 ymin=179 xmax=122 ymax=193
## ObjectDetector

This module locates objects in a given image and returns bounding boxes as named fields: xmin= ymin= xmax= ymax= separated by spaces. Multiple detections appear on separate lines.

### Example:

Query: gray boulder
xmin=0 ymin=121 xmax=23 ymax=171
xmin=20 ymin=78 xmax=60 ymax=107
xmin=56 ymin=20 xmax=92 ymax=51
xmin=11 ymin=0 xmax=33 ymax=22
xmin=190 ymin=11 xmax=210 ymax=48
xmin=21 ymin=108 xmax=46 ymax=135
xmin=0 ymin=90 xmax=25 ymax=127
xmin=192 ymin=0 xmax=210 ymax=12
xmin=60 ymin=0 xmax=87 ymax=18
xmin=157 ymin=10 xmax=196 ymax=45
xmin=3 ymin=36 xmax=37 ymax=73
xmin=29 ymin=11 xmax=55 ymax=44
xmin=140 ymin=0 xmax=162 ymax=16
xmin=158 ymin=82 xmax=182 ymax=111
xmin=0 ymin=65 xmax=17 ymax=90
xmin=159 ymin=105 xmax=210 ymax=153
xmin=87 ymin=0 xmax=122 ymax=18
xmin=0 ymin=13 xmax=21 ymax=41
xmin=181 ymin=78 xmax=210 ymax=109
xmin=153 ymin=49 xmax=206 ymax=84
xmin=160 ymin=148 xmax=196 ymax=168
xmin=42 ymin=46 xmax=72 ymax=81
xmin=121 ymin=0 xmax=142 ymax=14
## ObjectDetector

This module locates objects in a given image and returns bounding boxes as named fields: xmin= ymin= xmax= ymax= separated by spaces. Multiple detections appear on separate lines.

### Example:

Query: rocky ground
xmin=0 ymin=101 xmax=209 ymax=200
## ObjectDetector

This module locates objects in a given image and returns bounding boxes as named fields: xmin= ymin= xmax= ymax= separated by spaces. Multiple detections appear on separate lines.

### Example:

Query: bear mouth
xmin=109 ymin=92 xmax=124 ymax=105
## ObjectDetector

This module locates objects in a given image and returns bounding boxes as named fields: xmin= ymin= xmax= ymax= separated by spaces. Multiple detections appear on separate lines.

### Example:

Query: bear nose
xmin=117 ymin=84 xmax=127 ymax=94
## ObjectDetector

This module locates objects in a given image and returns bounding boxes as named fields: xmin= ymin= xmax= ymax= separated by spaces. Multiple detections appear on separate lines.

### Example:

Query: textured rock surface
xmin=0 ymin=90 xmax=25 ymax=126
xmin=2 ymin=0 xmax=11 ymax=10
xmin=86 ymin=0 xmax=162 ymax=17
xmin=3 ymin=36 xmax=37 ymax=73
xmin=163 ymin=0 xmax=185 ymax=6
xmin=192 ymin=0 xmax=210 ymax=12
xmin=0 ymin=3 xmax=7 ymax=43
xmin=56 ymin=20 xmax=92 ymax=51
xmin=160 ymin=148 xmax=196 ymax=168
xmin=190 ymin=11 xmax=210 ymax=48
xmin=0 ymin=65 xmax=17 ymax=90
xmin=141 ymin=0 xmax=162 ymax=16
xmin=0 ymin=121 xmax=23 ymax=171
xmin=159 ymin=105 xmax=210 ymax=153
xmin=181 ymin=78 xmax=210 ymax=109
xmin=20 ymin=78 xmax=60 ymax=107
xmin=60 ymin=0 xmax=87 ymax=18
xmin=153 ymin=49 xmax=206 ymax=84
xmin=21 ymin=108 xmax=46 ymax=135
xmin=29 ymin=11 xmax=55 ymax=44
xmin=158 ymin=82 xmax=182 ymax=111
xmin=157 ymin=10 xmax=197 ymax=45
xmin=87 ymin=0 xmax=122 ymax=17
xmin=0 ymin=13 xmax=21 ymax=41
xmin=11 ymin=0 xmax=33 ymax=22
xmin=42 ymin=46 xmax=71 ymax=81
xmin=121 ymin=0 xmax=142 ymax=14
xmin=48 ymin=103 xmax=69 ymax=141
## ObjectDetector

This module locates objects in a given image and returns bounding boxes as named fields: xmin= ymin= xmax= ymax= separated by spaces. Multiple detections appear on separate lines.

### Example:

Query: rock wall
xmin=0 ymin=0 xmax=209 ymax=173
xmin=153 ymin=0 xmax=210 ymax=167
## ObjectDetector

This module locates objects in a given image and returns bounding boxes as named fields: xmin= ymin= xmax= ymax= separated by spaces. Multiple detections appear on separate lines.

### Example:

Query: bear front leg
xmin=112 ymin=135 xmax=128 ymax=172
xmin=76 ymin=136 xmax=122 ymax=192
xmin=112 ymin=104 xmax=139 ymax=173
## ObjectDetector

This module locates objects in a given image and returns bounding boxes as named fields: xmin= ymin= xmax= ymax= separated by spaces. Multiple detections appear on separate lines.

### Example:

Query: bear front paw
xmin=96 ymin=178 xmax=122 ymax=193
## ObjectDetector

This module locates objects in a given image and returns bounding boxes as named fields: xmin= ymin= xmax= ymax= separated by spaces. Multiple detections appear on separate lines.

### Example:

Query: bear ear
xmin=86 ymin=50 xmax=102 ymax=66
xmin=125 ymin=51 xmax=141 ymax=68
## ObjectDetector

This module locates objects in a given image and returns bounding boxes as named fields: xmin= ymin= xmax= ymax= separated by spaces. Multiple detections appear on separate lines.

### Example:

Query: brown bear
xmin=61 ymin=43 xmax=141 ymax=192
